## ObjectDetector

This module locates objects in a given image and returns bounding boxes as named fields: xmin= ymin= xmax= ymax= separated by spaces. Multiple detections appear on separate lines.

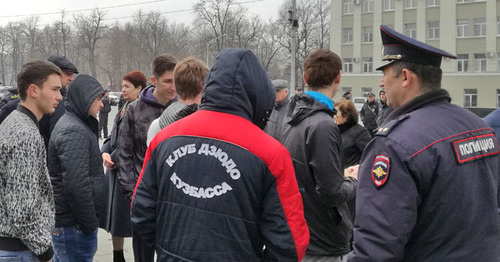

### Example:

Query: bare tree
xmin=73 ymin=8 xmax=107 ymax=77
xmin=24 ymin=16 xmax=41 ymax=59
xmin=5 ymin=21 xmax=27 ymax=85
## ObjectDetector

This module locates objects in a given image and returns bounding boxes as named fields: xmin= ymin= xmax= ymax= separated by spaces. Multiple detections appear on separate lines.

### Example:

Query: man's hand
xmin=102 ymin=152 xmax=115 ymax=170
xmin=345 ymin=165 xmax=359 ymax=180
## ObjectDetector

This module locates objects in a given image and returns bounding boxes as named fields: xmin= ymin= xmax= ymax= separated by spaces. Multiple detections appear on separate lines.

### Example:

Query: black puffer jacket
xmin=282 ymin=93 xmax=357 ymax=257
xmin=48 ymin=74 xmax=107 ymax=233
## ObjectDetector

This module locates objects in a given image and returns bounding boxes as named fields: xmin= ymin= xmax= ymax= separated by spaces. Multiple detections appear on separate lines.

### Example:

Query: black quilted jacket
xmin=48 ymin=74 xmax=107 ymax=233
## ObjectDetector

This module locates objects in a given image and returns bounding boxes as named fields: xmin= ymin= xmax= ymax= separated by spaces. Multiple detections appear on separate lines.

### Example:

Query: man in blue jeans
xmin=48 ymin=74 xmax=107 ymax=261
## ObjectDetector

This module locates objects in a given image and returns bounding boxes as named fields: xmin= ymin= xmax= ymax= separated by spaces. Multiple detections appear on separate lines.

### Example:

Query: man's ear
xmin=401 ymin=69 xmax=412 ymax=87
xmin=150 ymin=75 xmax=156 ymax=86
xmin=27 ymin=84 xmax=39 ymax=98
xmin=334 ymin=71 xmax=342 ymax=84
xmin=303 ymin=73 xmax=308 ymax=86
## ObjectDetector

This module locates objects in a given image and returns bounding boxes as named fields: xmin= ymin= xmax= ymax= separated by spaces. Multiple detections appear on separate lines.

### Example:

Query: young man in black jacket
xmin=281 ymin=49 xmax=358 ymax=261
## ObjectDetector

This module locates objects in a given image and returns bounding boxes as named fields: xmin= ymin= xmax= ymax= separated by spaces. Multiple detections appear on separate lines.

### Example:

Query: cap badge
xmin=372 ymin=154 xmax=390 ymax=187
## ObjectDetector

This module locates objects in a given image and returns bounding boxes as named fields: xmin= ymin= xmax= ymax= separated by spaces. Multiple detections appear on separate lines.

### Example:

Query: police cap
xmin=376 ymin=25 xmax=457 ymax=70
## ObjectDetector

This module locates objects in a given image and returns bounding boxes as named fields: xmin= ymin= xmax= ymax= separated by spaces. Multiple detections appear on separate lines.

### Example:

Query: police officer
xmin=348 ymin=25 xmax=500 ymax=261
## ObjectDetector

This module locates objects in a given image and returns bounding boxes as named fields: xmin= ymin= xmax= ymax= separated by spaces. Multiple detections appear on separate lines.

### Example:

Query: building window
xmin=457 ymin=19 xmax=469 ymax=38
xmin=497 ymin=17 xmax=500 ymax=36
xmin=457 ymin=54 xmax=469 ymax=72
xmin=362 ymin=27 xmax=373 ymax=43
xmin=474 ymin=54 xmax=486 ymax=72
xmin=404 ymin=23 xmax=417 ymax=38
xmin=383 ymin=0 xmax=395 ymax=11
xmin=497 ymin=89 xmax=500 ymax=107
xmin=428 ymin=21 xmax=440 ymax=39
xmin=404 ymin=0 xmax=417 ymax=9
xmin=474 ymin=18 xmax=486 ymax=37
xmin=498 ymin=53 xmax=500 ymax=71
xmin=362 ymin=0 xmax=374 ymax=13
xmin=362 ymin=87 xmax=373 ymax=97
xmin=342 ymin=87 xmax=352 ymax=95
xmin=343 ymin=58 xmax=353 ymax=73
xmin=343 ymin=28 xmax=353 ymax=43
xmin=343 ymin=0 xmax=354 ymax=14
xmin=464 ymin=89 xmax=477 ymax=108
xmin=427 ymin=0 xmax=440 ymax=7
xmin=363 ymin=57 xmax=373 ymax=73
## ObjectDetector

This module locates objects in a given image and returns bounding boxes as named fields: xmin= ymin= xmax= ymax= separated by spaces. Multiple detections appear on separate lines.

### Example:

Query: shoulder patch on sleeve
xmin=452 ymin=133 xmax=500 ymax=164
xmin=372 ymin=154 xmax=390 ymax=188
xmin=375 ymin=114 xmax=409 ymax=137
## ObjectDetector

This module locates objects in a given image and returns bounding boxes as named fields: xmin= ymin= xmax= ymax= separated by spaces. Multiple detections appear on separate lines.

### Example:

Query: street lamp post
xmin=206 ymin=34 xmax=226 ymax=66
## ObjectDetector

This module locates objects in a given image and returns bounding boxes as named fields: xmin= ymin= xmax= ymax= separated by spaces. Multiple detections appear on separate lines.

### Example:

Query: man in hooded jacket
xmin=131 ymin=49 xmax=309 ymax=261
xmin=48 ymin=74 xmax=106 ymax=261
xmin=281 ymin=49 xmax=358 ymax=261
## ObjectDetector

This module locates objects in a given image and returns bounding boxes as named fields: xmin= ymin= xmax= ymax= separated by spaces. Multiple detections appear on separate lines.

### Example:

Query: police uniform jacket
xmin=131 ymin=49 xmax=309 ymax=261
xmin=282 ymin=93 xmax=357 ymax=257
xmin=349 ymin=89 xmax=500 ymax=261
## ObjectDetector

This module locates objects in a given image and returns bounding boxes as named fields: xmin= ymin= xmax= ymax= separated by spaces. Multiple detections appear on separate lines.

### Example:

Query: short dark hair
xmin=152 ymin=53 xmax=178 ymax=79
xmin=391 ymin=61 xmax=442 ymax=91
xmin=335 ymin=99 xmax=359 ymax=124
xmin=174 ymin=57 xmax=208 ymax=100
xmin=122 ymin=70 xmax=147 ymax=90
xmin=379 ymin=90 xmax=386 ymax=95
xmin=17 ymin=60 xmax=62 ymax=101
xmin=303 ymin=49 xmax=342 ymax=90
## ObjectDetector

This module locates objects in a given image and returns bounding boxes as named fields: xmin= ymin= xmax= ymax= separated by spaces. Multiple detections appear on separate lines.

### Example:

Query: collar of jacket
xmin=17 ymin=104 xmax=39 ymax=128
xmin=338 ymin=117 xmax=357 ymax=133
xmin=305 ymin=91 xmax=334 ymax=110
xmin=275 ymin=97 xmax=289 ymax=109
xmin=384 ymin=88 xmax=451 ymax=123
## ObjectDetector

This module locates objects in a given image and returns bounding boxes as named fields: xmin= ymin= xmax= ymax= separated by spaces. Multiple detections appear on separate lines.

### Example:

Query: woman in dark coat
xmin=101 ymin=71 xmax=146 ymax=262
xmin=335 ymin=99 xmax=372 ymax=224
xmin=335 ymin=99 xmax=372 ymax=169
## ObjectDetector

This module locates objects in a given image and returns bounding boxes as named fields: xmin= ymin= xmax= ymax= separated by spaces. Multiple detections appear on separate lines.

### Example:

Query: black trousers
xmin=99 ymin=113 xmax=109 ymax=138
xmin=132 ymin=230 xmax=155 ymax=262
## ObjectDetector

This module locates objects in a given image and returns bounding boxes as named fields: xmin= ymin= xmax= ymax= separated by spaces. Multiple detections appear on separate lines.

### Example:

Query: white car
xmin=353 ymin=97 xmax=367 ymax=112
xmin=108 ymin=94 xmax=119 ymax=106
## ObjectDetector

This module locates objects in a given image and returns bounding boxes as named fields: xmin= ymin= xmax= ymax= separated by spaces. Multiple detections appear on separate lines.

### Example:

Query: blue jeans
xmin=52 ymin=227 xmax=98 ymax=262
xmin=0 ymin=250 xmax=38 ymax=262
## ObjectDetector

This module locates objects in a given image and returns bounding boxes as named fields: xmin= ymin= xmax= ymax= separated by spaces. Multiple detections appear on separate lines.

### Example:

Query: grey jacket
xmin=282 ymin=93 xmax=357 ymax=256
xmin=265 ymin=97 xmax=289 ymax=141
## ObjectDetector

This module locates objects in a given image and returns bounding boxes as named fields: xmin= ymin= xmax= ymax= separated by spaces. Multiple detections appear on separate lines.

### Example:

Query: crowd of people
xmin=0 ymin=24 xmax=498 ymax=262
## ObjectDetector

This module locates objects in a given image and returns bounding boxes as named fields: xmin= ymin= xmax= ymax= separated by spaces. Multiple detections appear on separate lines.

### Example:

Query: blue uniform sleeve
xmin=348 ymin=137 xmax=419 ymax=261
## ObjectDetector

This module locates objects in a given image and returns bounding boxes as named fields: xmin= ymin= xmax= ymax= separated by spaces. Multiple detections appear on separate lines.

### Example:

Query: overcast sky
xmin=0 ymin=0 xmax=284 ymax=27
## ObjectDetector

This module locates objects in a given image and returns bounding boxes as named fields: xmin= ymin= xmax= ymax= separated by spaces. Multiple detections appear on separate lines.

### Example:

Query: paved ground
xmin=95 ymin=229 xmax=134 ymax=261
xmin=95 ymin=105 xmax=135 ymax=261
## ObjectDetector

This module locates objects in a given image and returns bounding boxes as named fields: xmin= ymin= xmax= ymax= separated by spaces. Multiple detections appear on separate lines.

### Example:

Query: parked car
xmin=109 ymin=94 xmax=119 ymax=106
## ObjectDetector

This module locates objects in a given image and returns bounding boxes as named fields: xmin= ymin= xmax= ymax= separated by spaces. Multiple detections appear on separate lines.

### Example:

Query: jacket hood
xmin=286 ymin=93 xmax=335 ymax=126
xmin=66 ymin=74 xmax=105 ymax=121
xmin=200 ymin=48 xmax=275 ymax=129
xmin=139 ymin=85 xmax=175 ymax=108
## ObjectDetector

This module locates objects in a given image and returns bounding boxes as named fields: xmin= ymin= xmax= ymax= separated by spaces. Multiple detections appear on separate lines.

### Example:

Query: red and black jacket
xmin=131 ymin=49 xmax=309 ymax=261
